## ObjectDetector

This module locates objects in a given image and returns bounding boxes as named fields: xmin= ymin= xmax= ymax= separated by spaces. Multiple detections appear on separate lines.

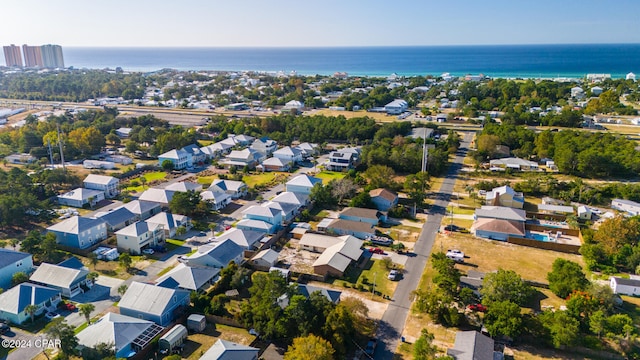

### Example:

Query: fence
xmin=526 ymin=211 xmax=567 ymax=221
xmin=507 ymin=236 xmax=581 ymax=254
xmin=206 ymin=314 xmax=244 ymax=328
xmin=524 ymin=223 xmax=581 ymax=237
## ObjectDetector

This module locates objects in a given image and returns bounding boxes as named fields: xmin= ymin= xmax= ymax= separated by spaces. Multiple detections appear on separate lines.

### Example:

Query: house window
xmin=173 ymin=296 xmax=177 ymax=303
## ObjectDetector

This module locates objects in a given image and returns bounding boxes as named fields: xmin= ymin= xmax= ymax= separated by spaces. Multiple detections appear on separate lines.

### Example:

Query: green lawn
xmin=125 ymin=171 xmax=167 ymax=192
xmin=242 ymin=172 xmax=278 ymax=187
xmin=197 ymin=175 xmax=218 ymax=186
xmin=315 ymin=171 xmax=346 ymax=184
xmin=336 ymin=258 xmax=398 ymax=299
xmin=198 ymin=139 xmax=214 ymax=146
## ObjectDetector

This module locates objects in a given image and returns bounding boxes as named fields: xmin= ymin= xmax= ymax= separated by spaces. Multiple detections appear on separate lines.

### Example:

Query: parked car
xmin=388 ymin=270 xmax=400 ymax=281
xmin=152 ymin=245 xmax=167 ymax=253
xmin=446 ymin=249 xmax=465 ymax=263
xmin=369 ymin=248 xmax=384 ymax=255
xmin=177 ymin=255 xmax=188 ymax=263
xmin=468 ymin=303 xmax=487 ymax=312
xmin=142 ymin=248 xmax=155 ymax=255
xmin=45 ymin=312 xmax=61 ymax=321
xmin=444 ymin=224 xmax=459 ymax=232
xmin=0 ymin=323 xmax=10 ymax=335
xmin=365 ymin=338 xmax=378 ymax=356
xmin=63 ymin=302 xmax=77 ymax=311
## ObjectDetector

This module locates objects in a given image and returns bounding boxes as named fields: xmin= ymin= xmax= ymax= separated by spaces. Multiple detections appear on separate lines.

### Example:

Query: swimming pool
xmin=530 ymin=233 xmax=550 ymax=242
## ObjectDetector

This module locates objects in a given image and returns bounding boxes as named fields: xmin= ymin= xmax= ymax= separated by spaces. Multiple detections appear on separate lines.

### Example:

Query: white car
xmin=388 ymin=270 xmax=399 ymax=281
xmin=141 ymin=248 xmax=155 ymax=255
xmin=45 ymin=312 xmax=61 ymax=321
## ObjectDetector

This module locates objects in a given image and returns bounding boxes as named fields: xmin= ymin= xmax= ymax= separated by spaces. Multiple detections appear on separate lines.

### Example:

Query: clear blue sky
xmin=2 ymin=0 xmax=639 ymax=47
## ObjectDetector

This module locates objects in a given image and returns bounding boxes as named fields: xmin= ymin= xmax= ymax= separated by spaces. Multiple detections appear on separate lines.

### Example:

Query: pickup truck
xmin=365 ymin=338 xmax=378 ymax=356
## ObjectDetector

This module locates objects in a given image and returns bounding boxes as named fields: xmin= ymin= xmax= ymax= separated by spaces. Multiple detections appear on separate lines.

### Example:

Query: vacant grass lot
xmin=125 ymin=171 xmax=167 ymax=192
xmin=334 ymin=258 xmax=398 ymax=299
xmin=315 ymin=170 xmax=346 ymax=184
xmin=242 ymin=172 xmax=279 ymax=188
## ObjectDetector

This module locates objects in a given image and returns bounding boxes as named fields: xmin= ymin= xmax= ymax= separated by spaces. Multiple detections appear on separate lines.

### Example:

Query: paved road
xmin=375 ymin=132 xmax=474 ymax=360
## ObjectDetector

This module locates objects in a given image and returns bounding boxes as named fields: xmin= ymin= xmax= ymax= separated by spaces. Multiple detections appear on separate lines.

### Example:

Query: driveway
xmin=3 ymin=328 xmax=56 ymax=360
xmin=375 ymin=132 xmax=473 ymax=359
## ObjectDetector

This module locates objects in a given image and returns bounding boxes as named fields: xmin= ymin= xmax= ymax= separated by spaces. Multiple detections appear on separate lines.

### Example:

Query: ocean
xmin=60 ymin=44 xmax=640 ymax=78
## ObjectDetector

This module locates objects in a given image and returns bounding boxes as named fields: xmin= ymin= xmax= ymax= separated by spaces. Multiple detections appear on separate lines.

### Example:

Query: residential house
xmin=250 ymin=137 xmax=278 ymax=156
xmin=369 ymin=188 xmax=399 ymax=211
xmin=471 ymin=218 xmax=525 ymax=241
xmin=236 ymin=219 xmax=277 ymax=234
xmin=121 ymin=200 xmax=162 ymax=220
xmin=272 ymin=191 xmax=309 ymax=209
xmin=578 ymin=205 xmax=592 ymax=220
xmin=459 ymin=270 xmax=485 ymax=297
xmin=199 ymin=339 xmax=259 ymax=360
xmin=0 ymin=249 xmax=33 ymax=291
xmin=339 ymin=207 xmax=385 ymax=225
xmin=165 ymin=181 xmax=203 ymax=193
xmin=57 ymin=188 xmax=105 ymax=208
xmin=233 ymin=134 xmax=256 ymax=147
xmin=29 ymin=262 xmax=90 ymax=298
xmin=222 ymin=148 xmax=262 ymax=169
xmin=259 ymin=157 xmax=290 ymax=172
xmin=295 ymin=142 xmax=319 ymax=157
xmin=209 ymin=179 xmax=248 ymax=199
xmin=182 ymin=144 xmax=207 ymax=166
xmin=76 ymin=312 xmax=164 ymax=359
xmin=264 ymin=201 xmax=298 ymax=223
xmin=119 ymin=281 xmax=190 ymax=326
xmin=186 ymin=239 xmax=245 ymax=269
xmin=485 ymin=185 xmax=524 ymax=209
xmin=327 ymin=150 xmax=356 ymax=172
xmin=285 ymin=174 xmax=322 ymax=195
xmin=47 ymin=216 xmax=108 ymax=249
xmin=325 ymin=219 xmax=375 ymax=239
xmin=158 ymin=148 xmax=189 ymax=170
xmin=0 ymin=283 xmax=61 ymax=325
xmin=250 ymin=249 xmax=279 ymax=270
xmin=84 ymin=174 xmax=119 ymax=198
xmin=312 ymin=235 xmax=364 ymax=277
xmin=384 ymin=99 xmax=408 ymax=115
xmin=115 ymin=127 xmax=132 ymax=138
xmin=5 ymin=153 xmax=36 ymax=164
xmin=94 ymin=207 xmax=139 ymax=232
xmin=447 ymin=331 xmax=500 ymax=360
xmin=611 ymin=198 xmax=640 ymax=216
xmin=200 ymin=142 xmax=232 ymax=159
xmin=200 ymin=189 xmax=232 ymax=210
xmin=116 ymin=221 xmax=166 ymax=255
xmin=272 ymin=146 xmax=303 ymax=164
xmin=277 ymin=284 xmax=341 ymax=308
xmin=489 ymin=157 xmax=539 ymax=171
xmin=610 ymin=276 xmax=640 ymax=296
xmin=240 ymin=206 xmax=283 ymax=234
xmin=155 ymin=263 xmax=220 ymax=292
xmin=571 ymin=86 xmax=585 ymax=99
xmin=537 ymin=204 xmax=574 ymax=215
xmin=474 ymin=206 xmax=527 ymax=223
xmin=214 ymin=228 xmax=264 ymax=250
xmin=138 ymin=188 xmax=176 ymax=206
xmin=146 ymin=212 xmax=192 ymax=238
xmin=283 ymin=100 xmax=304 ymax=113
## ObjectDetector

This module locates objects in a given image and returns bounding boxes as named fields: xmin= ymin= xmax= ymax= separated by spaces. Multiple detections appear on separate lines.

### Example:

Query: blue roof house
xmin=0 ymin=282 xmax=61 ymax=324
xmin=0 ymin=249 xmax=33 ymax=291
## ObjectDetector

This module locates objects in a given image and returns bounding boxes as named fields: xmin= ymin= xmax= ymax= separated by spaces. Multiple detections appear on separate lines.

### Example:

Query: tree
xmin=413 ymin=329 xmax=437 ymax=360
xmin=284 ymin=334 xmax=335 ymax=360
xmin=348 ymin=192 xmax=375 ymax=208
xmin=547 ymin=258 xmax=589 ymax=298
xmin=161 ymin=159 xmax=175 ymax=171
xmin=41 ymin=232 xmax=59 ymax=263
xmin=483 ymin=300 xmax=522 ymax=338
xmin=45 ymin=317 xmax=78 ymax=358
xmin=480 ymin=269 xmax=532 ymax=306
xmin=590 ymin=309 xmax=607 ymax=338
xmin=25 ymin=304 xmax=39 ymax=323
xmin=176 ymin=225 xmax=187 ymax=236
xmin=119 ymin=253 xmax=132 ymax=271
xmin=309 ymin=183 xmax=337 ymax=208
xmin=86 ymin=272 xmax=99 ymax=284
xmin=105 ymin=133 xmax=121 ymax=146
xmin=79 ymin=303 xmax=96 ymax=324
xmin=87 ymin=252 xmax=99 ymax=270
xmin=364 ymin=165 xmax=397 ymax=190
xmin=404 ymin=171 xmax=430 ymax=206
xmin=330 ymin=178 xmax=358 ymax=204
xmin=323 ymin=303 xmax=355 ymax=357
xmin=11 ymin=271 xmax=29 ymax=286
xmin=540 ymin=310 xmax=580 ymax=348
xmin=117 ymin=284 xmax=128 ymax=297
xmin=169 ymin=190 xmax=208 ymax=218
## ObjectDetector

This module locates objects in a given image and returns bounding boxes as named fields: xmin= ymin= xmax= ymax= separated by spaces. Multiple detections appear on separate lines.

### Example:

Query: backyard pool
xmin=529 ymin=233 xmax=550 ymax=242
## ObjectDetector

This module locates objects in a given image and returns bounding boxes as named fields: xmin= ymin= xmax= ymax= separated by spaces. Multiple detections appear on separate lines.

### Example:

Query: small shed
xmin=187 ymin=314 xmax=206 ymax=333
xmin=159 ymin=324 xmax=188 ymax=352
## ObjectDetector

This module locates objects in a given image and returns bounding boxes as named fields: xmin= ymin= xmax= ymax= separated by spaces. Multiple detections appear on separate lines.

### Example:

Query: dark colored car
xmin=152 ymin=245 xmax=167 ymax=253
xmin=444 ymin=224 xmax=459 ymax=232
xmin=468 ymin=303 xmax=487 ymax=312
xmin=0 ymin=323 xmax=10 ymax=335
xmin=368 ymin=248 xmax=384 ymax=255
xmin=365 ymin=338 xmax=378 ymax=356
xmin=63 ymin=303 xmax=77 ymax=311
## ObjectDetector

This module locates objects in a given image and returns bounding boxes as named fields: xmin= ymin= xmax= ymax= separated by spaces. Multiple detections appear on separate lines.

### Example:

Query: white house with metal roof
xmin=118 ymin=282 xmax=190 ymax=326
xmin=611 ymin=198 xmax=640 ymax=216
xmin=186 ymin=239 xmax=245 ymax=269
xmin=138 ymin=188 xmax=176 ymax=206
xmin=250 ymin=249 xmax=279 ymax=270
xmin=384 ymin=99 xmax=408 ymax=115
xmin=250 ymin=137 xmax=278 ymax=156
xmin=84 ymin=174 xmax=120 ymax=198
xmin=29 ymin=262 xmax=90 ymax=298
xmin=0 ymin=282 xmax=61 ymax=324
xmin=209 ymin=179 xmax=248 ymax=199
xmin=200 ymin=339 xmax=259 ymax=360
xmin=272 ymin=191 xmax=309 ymax=209
xmin=116 ymin=221 xmax=166 ymax=255
xmin=47 ymin=216 xmax=108 ymax=249
xmin=213 ymin=228 xmax=265 ymax=250
xmin=77 ymin=312 xmax=164 ymax=359
xmin=146 ymin=212 xmax=192 ymax=238
xmin=273 ymin=146 xmax=303 ymax=164
xmin=57 ymin=188 xmax=105 ymax=208
xmin=155 ymin=263 xmax=220 ymax=292
xmin=158 ymin=148 xmax=189 ymax=170
xmin=164 ymin=181 xmax=203 ymax=193
xmin=200 ymin=189 xmax=232 ymax=210
xmin=285 ymin=174 xmax=322 ymax=195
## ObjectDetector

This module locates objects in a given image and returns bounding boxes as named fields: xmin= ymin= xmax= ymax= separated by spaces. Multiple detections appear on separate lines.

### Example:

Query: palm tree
xmin=87 ymin=252 xmax=99 ymax=270
xmin=86 ymin=272 xmax=99 ymax=284
xmin=25 ymin=304 xmax=39 ymax=323
xmin=78 ymin=303 xmax=95 ymax=324
xmin=117 ymin=284 xmax=128 ymax=298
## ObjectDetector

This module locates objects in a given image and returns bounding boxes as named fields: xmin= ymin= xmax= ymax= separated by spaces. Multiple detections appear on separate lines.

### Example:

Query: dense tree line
xmin=0 ymin=167 xmax=51 ymax=228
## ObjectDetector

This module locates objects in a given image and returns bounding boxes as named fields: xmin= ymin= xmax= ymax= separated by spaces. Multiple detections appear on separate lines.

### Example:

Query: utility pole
xmin=56 ymin=124 xmax=65 ymax=172
xmin=371 ymin=273 xmax=376 ymax=299
xmin=46 ymin=139 xmax=54 ymax=168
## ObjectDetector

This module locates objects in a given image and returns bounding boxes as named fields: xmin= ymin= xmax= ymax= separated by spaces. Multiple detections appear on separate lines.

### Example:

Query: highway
xmin=375 ymin=132 xmax=474 ymax=360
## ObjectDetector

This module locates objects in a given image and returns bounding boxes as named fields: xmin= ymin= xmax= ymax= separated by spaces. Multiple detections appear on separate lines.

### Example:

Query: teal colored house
xmin=0 ymin=249 xmax=33 ymax=291
xmin=0 ymin=282 xmax=61 ymax=324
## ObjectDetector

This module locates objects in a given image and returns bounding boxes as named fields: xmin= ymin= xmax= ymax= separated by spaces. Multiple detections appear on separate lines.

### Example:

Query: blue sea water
xmin=63 ymin=44 xmax=640 ymax=78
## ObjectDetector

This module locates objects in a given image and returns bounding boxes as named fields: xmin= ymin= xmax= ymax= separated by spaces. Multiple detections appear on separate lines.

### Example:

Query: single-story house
xmin=146 ymin=212 xmax=192 ymax=238
xmin=214 ymin=228 xmax=264 ymax=250
xmin=250 ymin=249 xmax=280 ymax=270
xmin=186 ymin=239 xmax=245 ymax=269
xmin=277 ymin=284 xmax=341 ymax=309
xmin=537 ymin=204 xmax=574 ymax=215
xmin=610 ymin=276 xmax=640 ymax=296
xmin=312 ymin=236 xmax=364 ymax=277
xmin=474 ymin=206 xmax=526 ymax=223
xmin=471 ymin=218 xmax=525 ymax=241
xmin=369 ymin=188 xmax=399 ymax=211
xmin=0 ymin=282 xmax=61 ymax=324
xmin=116 ymin=221 xmax=166 ymax=255
xmin=209 ymin=179 xmax=248 ymax=199
xmin=611 ymin=198 xmax=640 ymax=216
xmin=259 ymin=157 xmax=290 ymax=172
xmin=0 ymin=249 xmax=33 ymax=291
xmin=118 ymin=281 xmax=190 ymax=326
xmin=447 ymin=331 xmax=500 ymax=360
xmin=155 ymin=263 xmax=220 ymax=293
xmin=47 ymin=216 xmax=108 ymax=249
xmin=76 ymin=312 xmax=164 ymax=359
xmin=121 ymin=200 xmax=162 ymax=220
xmin=485 ymin=185 xmax=524 ymax=209
xmin=459 ymin=270 xmax=485 ymax=297
xmin=84 ymin=174 xmax=120 ymax=198
xmin=489 ymin=157 xmax=539 ymax=171
xmin=138 ymin=188 xmax=176 ymax=206
xmin=94 ymin=207 xmax=139 ymax=232
xmin=285 ymin=174 xmax=322 ymax=195
xmin=199 ymin=339 xmax=259 ymax=360
xmin=325 ymin=219 xmax=375 ymax=239
xmin=29 ymin=262 xmax=90 ymax=298
xmin=339 ymin=207 xmax=385 ymax=226
xmin=5 ymin=153 xmax=36 ymax=164
xmin=578 ymin=205 xmax=592 ymax=220
xmin=57 ymin=188 xmax=105 ymax=208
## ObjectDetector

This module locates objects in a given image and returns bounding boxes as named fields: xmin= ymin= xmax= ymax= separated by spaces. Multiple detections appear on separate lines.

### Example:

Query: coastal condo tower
xmin=2 ymin=44 xmax=23 ymax=67
xmin=19 ymin=44 xmax=64 ymax=68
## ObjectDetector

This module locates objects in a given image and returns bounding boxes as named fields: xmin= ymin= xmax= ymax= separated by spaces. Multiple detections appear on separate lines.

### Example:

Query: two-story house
xmin=29 ymin=262 xmax=90 ymax=298
xmin=57 ymin=188 xmax=105 ymax=208
xmin=0 ymin=249 xmax=33 ymax=291
xmin=272 ymin=146 xmax=303 ymax=165
xmin=209 ymin=179 xmax=248 ymax=199
xmin=222 ymin=148 xmax=263 ymax=169
xmin=285 ymin=175 xmax=322 ymax=195
xmin=186 ymin=239 xmax=245 ymax=269
xmin=116 ymin=221 xmax=166 ymax=255
xmin=84 ymin=174 xmax=120 ymax=198
xmin=250 ymin=137 xmax=278 ymax=156
xmin=146 ymin=212 xmax=192 ymax=238
xmin=47 ymin=216 xmax=108 ymax=249
xmin=238 ymin=206 xmax=283 ymax=234
xmin=158 ymin=149 xmax=189 ymax=170
xmin=0 ymin=283 xmax=61 ymax=324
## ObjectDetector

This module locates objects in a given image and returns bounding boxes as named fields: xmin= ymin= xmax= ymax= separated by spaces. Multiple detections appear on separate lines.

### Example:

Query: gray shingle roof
xmin=200 ymin=339 xmax=259 ymax=360
xmin=119 ymin=282 xmax=189 ymax=316
xmin=447 ymin=331 xmax=495 ymax=360
xmin=155 ymin=264 xmax=219 ymax=291
xmin=95 ymin=207 xmax=137 ymax=227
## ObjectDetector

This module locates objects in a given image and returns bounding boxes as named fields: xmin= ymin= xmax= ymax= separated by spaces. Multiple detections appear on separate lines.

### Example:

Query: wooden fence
xmin=507 ymin=236 xmax=581 ymax=254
